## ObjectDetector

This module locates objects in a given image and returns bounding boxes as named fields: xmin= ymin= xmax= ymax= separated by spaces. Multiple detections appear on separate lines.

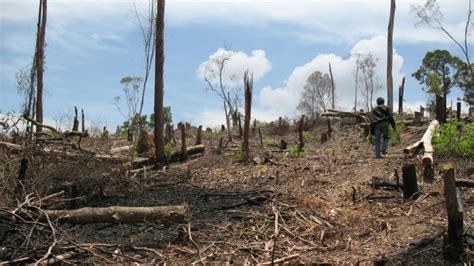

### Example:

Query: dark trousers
xmin=374 ymin=121 xmax=389 ymax=158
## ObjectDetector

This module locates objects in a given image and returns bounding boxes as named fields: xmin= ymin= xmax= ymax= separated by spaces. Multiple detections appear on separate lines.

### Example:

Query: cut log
xmin=402 ymin=164 xmax=418 ymax=199
xmin=186 ymin=144 xmax=205 ymax=156
xmin=455 ymin=179 xmax=474 ymax=188
xmin=43 ymin=205 xmax=187 ymax=224
xmin=404 ymin=119 xmax=439 ymax=167
xmin=442 ymin=164 xmax=464 ymax=261
xmin=110 ymin=145 xmax=131 ymax=153
xmin=0 ymin=141 xmax=23 ymax=151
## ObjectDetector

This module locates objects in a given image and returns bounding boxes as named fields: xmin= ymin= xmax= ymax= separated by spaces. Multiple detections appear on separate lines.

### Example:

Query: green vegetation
xmin=287 ymin=146 xmax=304 ymax=157
xmin=303 ymin=131 xmax=314 ymax=142
xmin=433 ymin=121 xmax=474 ymax=157
xmin=263 ymin=137 xmax=275 ymax=146
xmin=389 ymin=114 xmax=404 ymax=146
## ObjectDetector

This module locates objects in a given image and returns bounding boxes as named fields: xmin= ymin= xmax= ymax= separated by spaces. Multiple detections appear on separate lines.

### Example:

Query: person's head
xmin=376 ymin=97 xmax=385 ymax=105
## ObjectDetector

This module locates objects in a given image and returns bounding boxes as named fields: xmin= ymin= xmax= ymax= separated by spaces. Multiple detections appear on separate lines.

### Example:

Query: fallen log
xmin=186 ymin=144 xmax=205 ymax=156
xmin=455 ymin=179 xmax=474 ymax=188
xmin=0 ymin=141 xmax=22 ymax=151
xmin=322 ymin=109 xmax=368 ymax=123
xmin=110 ymin=145 xmax=132 ymax=153
xmin=43 ymin=205 xmax=187 ymax=224
xmin=404 ymin=119 xmax=439 ymax=167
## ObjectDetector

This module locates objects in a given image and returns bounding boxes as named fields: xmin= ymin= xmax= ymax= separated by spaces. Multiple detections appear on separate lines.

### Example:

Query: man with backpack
xmin=371 ymin=97 xmax=396 ymax=158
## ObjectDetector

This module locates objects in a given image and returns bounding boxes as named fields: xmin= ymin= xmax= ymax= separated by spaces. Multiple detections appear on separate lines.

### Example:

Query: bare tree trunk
xmin=387 ymin=0 xmax=396 ymax=110
xmin=36 ymin=0 xmax=47 ymax=132
xmin=81 ymin=109 xmax=85 ymax=132
xmin=180 ymin=122 xmax=187 ymax=156
xmin=398 ymin=77 xmax=405 ymax=116
xmin=329 ymin=62 xmax=335 ymax=109
xmin=238 ymin=113 xmax=243 ymax=138
xmin=242 ymin=72 xmax=253 ymax=159
xmin=72 ymin=106 xmax=79 ymax=131
xmin=224 ymin=101 xmax=232 ymax=142
xmin=258 ymin=127 xmax=263 ymax=147
xmin=154 ymin=0 xmax=166 ymax=164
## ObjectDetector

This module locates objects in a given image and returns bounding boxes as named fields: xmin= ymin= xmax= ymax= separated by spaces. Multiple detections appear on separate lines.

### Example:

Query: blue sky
xmin=0 ymin=0 xmax=472 ymax=130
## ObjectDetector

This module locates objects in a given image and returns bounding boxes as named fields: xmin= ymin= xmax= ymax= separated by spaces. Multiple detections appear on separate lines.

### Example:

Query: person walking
xmin=371 ymin=97 xmax=396 ymax=158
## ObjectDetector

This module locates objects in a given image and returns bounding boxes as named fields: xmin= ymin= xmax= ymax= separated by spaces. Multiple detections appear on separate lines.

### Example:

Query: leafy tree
xmin=297 ymin=71 xmax=332 ymax=120
xmin=412 ymin=50 xmax=464 ymax=123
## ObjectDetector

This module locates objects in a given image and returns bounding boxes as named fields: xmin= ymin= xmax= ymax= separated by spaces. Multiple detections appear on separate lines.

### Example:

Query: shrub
xmin=303 ymin=131 xmax=314 ymax=142
xmin=136 ymin=128 xmax=151 ymax=155
xmin=433 ymin=121 xmax=474 ymax=157
xmin=287 ymin=146 xmax=303 ymax=157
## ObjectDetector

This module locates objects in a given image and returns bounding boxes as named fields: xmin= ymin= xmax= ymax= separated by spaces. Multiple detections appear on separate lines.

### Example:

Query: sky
xmin=0 ymin=0 xmax=472 ymax=130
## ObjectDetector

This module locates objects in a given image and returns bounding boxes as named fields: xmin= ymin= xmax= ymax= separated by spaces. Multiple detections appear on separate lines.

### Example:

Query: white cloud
xmin=258 ymin=35 xmax=405 ymax=114
xmin=196 ymin=48 xmax=272 ymax=87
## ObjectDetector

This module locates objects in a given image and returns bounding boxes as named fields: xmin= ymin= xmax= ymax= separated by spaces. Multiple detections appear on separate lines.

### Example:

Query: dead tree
xmin=242 ymin=71 xmax=253 ymax=159
xmin=298 ymin=115 xmax=305 ymax=152
xmin=442 ymin=164 xmax=464 ymax=261
xmin=154 ymin=0 xmax=166 ymax=164
xmin=398 ymin=77 xmax=405 ymax=115
xmin=196 ymin=125 xmax=202 ymax=145
xmin=258 ymin=127 xmax=263 ymax=147
xmin=238 ymin=113 xmax=243 ymax=138
xmin=35 ymin=0 xmax=47 ymax=132
xmin=456 ymin=102 xmax=461 ymax=121
xmin=386 ymin=0 xmax=396 ymax=109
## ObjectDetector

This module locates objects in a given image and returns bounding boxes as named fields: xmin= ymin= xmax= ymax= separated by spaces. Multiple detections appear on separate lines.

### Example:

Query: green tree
xmin=148 ymin=106 xmax=172 ymax=130
xmin=412 ymin=50 xmax=464 ymax=123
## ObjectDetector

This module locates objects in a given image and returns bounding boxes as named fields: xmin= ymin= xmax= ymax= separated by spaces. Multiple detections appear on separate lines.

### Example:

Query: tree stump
xmin=423 ymin=166 xmax=434 ymax=182
xmin=258 ymin=128 xmax=263 ymax=147
xmin=321 ymin=132 xmax=328 ymax=143
xmin=196 ymin=125 xmax=202 ymax=145
xmin=443 ymin=164 xmax=464 ymax=261
xmin=414 ymin=111 xmax=422 ymax=126
xmin=402 ymin=164 xmax=418 ymax=199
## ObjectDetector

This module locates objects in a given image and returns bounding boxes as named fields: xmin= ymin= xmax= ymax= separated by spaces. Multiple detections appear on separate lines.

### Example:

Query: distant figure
xmin=371 ymin=97 xmax=396 ymax=158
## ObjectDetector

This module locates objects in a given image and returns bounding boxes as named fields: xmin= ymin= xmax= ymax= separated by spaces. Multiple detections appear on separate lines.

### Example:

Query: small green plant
xmin=234 ymin=143 xmax=246 ymax=161
xmin=263 ymin=137 xmax=275 ymax=146
xmin=164 ymin=142 xmax=185 ymax=161
xmin=287 ymin=146 xmax=303 ymax=157
xmin=303 ymin=131 xmax=314 ymax=142
xmin=389 ymin=114 xmax=404 ymax=146
xmin=433 ymin=121 xmax=474 ymax=157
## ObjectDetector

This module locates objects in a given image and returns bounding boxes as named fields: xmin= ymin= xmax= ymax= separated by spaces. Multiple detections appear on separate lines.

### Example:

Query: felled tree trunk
xmin=404 ymin=120 xmax=439 ymax=167
xmin=43 ymin=205 xmax=187 ymax=224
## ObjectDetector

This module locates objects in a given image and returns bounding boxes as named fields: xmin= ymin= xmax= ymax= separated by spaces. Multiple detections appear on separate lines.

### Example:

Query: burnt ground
xmin=1 ymin=120 xmax=473 ymax=264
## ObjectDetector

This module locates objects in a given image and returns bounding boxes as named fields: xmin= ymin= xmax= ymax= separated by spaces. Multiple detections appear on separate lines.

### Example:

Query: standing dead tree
xmin=35 ymin=0 xmax=47 ymax=132
xmin=329 ymin=63 xmax=336 ymax=109
xmin=358 ymin=54 xmax=381 ymax=111
xmin=398 ymin=77 xmax=405 ymax=115
xmin=387 ymin=0 xmax=396 ymax=110
xmin=154 ymin=0 xmax=166 ymax=164
xmin=242 ymin=71 xmax=253 ymax=159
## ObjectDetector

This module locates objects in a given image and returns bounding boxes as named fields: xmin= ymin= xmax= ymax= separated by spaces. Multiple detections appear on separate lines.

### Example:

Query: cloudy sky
xmin=0 ymin=0 xmax=472 ymax=129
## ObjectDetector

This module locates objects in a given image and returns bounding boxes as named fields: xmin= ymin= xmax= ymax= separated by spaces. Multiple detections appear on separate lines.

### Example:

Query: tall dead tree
xmin=242 ymin=71 xmax=253 ymax=159
xmin=81 ymin=109 xmax=85 ymax=132
xmin=329 ymin=62 xmax=335 ymax=109
xmin=398 ymin=77 xmax=405 ymax=115
xmin=154 ymin=0 xmax=166 ymax=164
xmin=35 ymin=0 xmax=47 ymax=132
xmin=387 ymin=0 xmax=396 ymax=110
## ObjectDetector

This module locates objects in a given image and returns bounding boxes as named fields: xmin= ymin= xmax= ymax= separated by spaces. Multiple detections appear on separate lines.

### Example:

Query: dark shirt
xmin=371 ymin=105 xmax=395 ymax=128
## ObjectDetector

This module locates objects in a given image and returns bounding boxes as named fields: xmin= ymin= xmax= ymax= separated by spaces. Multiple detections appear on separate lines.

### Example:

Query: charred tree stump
xmin=321 ymin=132 xmax=328 ymax=143
xmin=242 ymin=72 xmax=253 ymax=159
xmin=414 ymin=111 xmax=422 ymax=126
xmin=221 ymin=124 xmax=225 ymax=132
xmin=398 ymin=77 xmax=405 ymax=116
xmin=15 ymin=158 xmax=29 ymax=196
xmin=442 ymin=165 xmax=464 ymax=261
xmin=258 ymin=127 xmax=263 ymax=147
xmin=423 ymin=166 xmax=434 ymax=182
xmin=196 ymin=125 xmax=202 ymax=145
xmin=72 ymin=106 xmax=79 ymax=132
xmin=252 ymin=119 xmax=256 ymax=135
xmin=402 ymin=164 xmax=418 ymax=199
xmin=81 ymin=109 xmax=85 ymax=132
xmin=179 ymin=123 xmax=187 ymax=157
xmin=279 ymin=139 xmax=287 ymax=150
xmin=327 ymin=118 xmax=332 ymax=140
xmin=456 ymin=102 xmax=461 ymax=121
xmin=298 ymin=115 xmax=305 ymax=152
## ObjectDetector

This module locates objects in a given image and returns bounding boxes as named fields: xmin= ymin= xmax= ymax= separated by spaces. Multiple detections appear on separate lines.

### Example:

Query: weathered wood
xmin=402 ymin=164 xmax=418 ymax=199
xmin=404 ymin=120 xmax=439 ymax=167
xmin=43 ymin=205 xmax=187 ymax=224
xmin=442 ymin=165 xmax=464 ymax=261
xmin=196 ymin=125 xmax=202 ymax=145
